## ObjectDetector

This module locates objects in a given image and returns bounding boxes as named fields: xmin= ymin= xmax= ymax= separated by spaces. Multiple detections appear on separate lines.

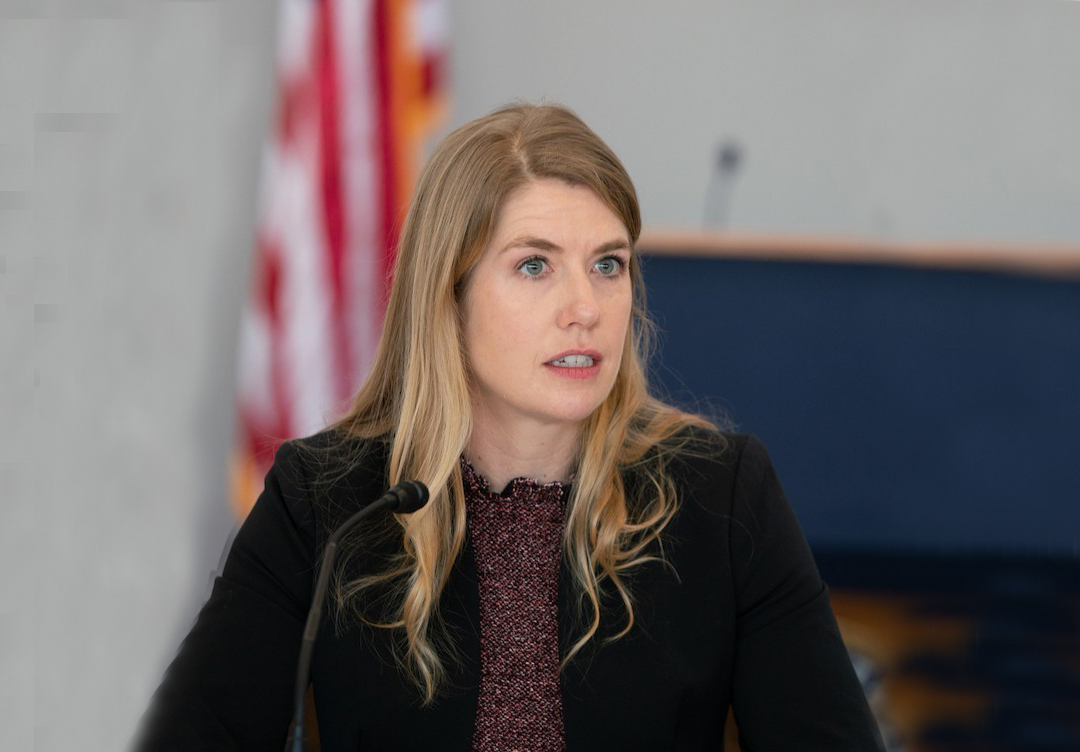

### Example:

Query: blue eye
xmin=594 ymin=257 xmax=624 ymax=276
xmin=519 ymin=258 xmax=547 ymax=277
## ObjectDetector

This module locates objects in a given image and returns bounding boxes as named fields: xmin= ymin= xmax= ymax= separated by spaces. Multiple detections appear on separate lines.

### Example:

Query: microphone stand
xmin=285 ymin=481 xmax=428 ymax=752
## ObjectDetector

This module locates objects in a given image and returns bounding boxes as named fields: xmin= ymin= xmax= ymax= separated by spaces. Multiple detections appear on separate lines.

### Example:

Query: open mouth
xmin=548 ymin=355 xmax=596 ymax=368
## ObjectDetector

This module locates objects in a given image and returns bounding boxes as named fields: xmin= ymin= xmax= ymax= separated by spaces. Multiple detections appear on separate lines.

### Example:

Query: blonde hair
xmin=332 ymin=103 xmax=711 ymax=702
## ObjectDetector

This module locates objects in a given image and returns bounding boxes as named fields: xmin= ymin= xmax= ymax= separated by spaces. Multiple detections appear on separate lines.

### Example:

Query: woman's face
xmin=461 ymin=179 xmax=633 ymax=439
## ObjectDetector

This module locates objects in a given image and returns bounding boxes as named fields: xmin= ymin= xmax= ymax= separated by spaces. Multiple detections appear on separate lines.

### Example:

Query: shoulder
xmin=262 ymin=429 xmax=388 ymax=502
xmin=659 ymin=429 xmax=803 ymax=556
xmin=621 ymin=427 xmax=779 ymax=545
xmin=655 ymin=425 xmax=773 ymax=497
xmin=657 ymin=429 xmax=824 ymax=624
xmin=257 ymin=429 xmax=392 ymax=541
xmin=278 ymin=428 xmax=390 ymax=486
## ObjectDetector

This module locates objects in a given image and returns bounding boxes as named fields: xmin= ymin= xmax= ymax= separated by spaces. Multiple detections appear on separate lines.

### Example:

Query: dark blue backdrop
xmin=641 ymin=254 xmax=1080 ymax=554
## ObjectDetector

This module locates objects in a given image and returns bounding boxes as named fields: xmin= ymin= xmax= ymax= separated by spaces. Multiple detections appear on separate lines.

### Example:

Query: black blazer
xmin=135 ymin=430 xmax=883 ymax=750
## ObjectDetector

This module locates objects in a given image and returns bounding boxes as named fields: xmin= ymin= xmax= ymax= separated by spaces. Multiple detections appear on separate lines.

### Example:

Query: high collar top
xmin=461 ymin=457 xmax=569 ymax=752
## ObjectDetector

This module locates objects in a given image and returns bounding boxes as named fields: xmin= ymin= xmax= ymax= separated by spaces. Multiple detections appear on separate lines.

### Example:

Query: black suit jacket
xmin=135 ymin=430 xmax=883 ymax=750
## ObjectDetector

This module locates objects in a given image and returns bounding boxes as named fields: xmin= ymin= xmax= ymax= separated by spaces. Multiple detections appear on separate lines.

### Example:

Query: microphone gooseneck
xmin=285 ymin=480 xmax=429 ymax=751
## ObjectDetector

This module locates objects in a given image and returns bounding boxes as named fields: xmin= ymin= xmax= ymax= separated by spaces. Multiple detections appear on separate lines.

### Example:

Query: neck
xmin=465 ymin=417 xmax=579 ymax=494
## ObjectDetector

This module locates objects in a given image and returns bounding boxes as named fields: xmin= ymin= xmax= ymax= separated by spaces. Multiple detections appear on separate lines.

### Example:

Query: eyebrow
xmin=500 ymin=236 xmax=631 ymax=255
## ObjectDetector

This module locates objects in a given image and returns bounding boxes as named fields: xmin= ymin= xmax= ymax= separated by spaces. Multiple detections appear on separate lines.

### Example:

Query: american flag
xmin=231 ymin=0 xmax=447 ymax=517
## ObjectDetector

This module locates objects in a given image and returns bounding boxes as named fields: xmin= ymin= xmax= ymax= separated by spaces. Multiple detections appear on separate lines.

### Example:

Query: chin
xmin=544 ymin=395 xmax=611 ymax=426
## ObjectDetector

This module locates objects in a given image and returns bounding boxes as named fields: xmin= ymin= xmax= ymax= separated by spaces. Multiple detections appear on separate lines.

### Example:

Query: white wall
xmin=2 ymin=1 xmax=1078 ymax=751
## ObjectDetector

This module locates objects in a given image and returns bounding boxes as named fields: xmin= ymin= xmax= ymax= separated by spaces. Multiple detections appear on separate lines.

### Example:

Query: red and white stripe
xmin=233 ymin=0 xmax=446 ymax=517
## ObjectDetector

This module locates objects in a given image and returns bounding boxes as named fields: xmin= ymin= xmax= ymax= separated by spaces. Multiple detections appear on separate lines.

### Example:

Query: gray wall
xmin=1 ymin=3 xmax=278 ymax=750
xmin=450 ymin=0 xmax=1080 ymax=243
xmin=2 ymin=1 xmax=1077 ymax=750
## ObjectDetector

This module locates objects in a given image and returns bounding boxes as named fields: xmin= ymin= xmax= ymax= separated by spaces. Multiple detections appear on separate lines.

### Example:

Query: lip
xmin=545 ymin=349 xmax=602 ymax=365
xmin=543 ymin=350 xmax=603 ymax=380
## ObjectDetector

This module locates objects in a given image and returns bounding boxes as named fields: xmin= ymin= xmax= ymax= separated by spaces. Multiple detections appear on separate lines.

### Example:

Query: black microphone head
xmin=717 ymin=140 xmax=742 ymax=173
xmin=390 ymin=480 xmax=429 ymax=513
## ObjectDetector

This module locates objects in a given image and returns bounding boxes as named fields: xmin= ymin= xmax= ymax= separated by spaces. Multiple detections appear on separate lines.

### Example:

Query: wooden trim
xmin=637 ymin=228 xmax=1080 ymax=279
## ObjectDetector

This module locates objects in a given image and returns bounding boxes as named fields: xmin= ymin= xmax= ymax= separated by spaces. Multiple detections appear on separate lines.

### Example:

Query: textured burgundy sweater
xmin=461 ymin=458 xmax=569 ymax=752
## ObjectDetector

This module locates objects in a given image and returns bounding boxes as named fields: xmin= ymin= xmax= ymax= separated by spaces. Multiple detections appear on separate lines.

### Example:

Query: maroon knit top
xmin=461 ymin=458 xmax=569 ymax=752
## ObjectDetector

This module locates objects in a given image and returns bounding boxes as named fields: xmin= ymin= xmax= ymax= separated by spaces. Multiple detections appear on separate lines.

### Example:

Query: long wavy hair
xmin=331 ymin=103 xmax=711 ymax=703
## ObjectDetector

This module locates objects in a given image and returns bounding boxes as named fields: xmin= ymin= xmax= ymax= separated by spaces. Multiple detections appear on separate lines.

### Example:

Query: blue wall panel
xmin=641 ymin=255 xmax=1080 ymax=553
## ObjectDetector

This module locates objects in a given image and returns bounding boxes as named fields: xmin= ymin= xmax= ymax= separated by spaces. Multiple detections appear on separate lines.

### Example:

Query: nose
xmin=556 ymin=268 xmax=600 ymax=329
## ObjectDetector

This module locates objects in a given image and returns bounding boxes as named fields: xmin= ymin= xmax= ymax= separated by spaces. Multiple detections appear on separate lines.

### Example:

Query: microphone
xmin=285 ymin=480 xmax=429 ymax=751
xmin=703 ymin=138 xmax=744 ymax=229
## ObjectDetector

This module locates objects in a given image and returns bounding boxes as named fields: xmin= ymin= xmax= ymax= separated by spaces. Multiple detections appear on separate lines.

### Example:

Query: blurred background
xmin=2 ymin=1 xmax=1079 ymax=750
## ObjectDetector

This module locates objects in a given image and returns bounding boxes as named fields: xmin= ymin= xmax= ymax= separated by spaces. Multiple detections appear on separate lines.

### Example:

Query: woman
xmin=136 ymin=104 xmax=883 ymax=750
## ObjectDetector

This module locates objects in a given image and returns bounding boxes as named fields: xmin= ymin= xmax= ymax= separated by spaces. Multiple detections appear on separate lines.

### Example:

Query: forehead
xmin=490 ymin=179 xmax=628 ymax=244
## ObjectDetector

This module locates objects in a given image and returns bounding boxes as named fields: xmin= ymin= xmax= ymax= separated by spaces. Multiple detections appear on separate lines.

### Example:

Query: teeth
xmin=550 ymin=355 xmax=594 ymax=367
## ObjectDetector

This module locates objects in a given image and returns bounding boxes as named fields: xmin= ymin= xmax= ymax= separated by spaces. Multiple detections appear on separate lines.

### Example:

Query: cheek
xmin=612 ymin=305 xmax=634 ymax=371
xmin=467 ymin=314 xmax=499 ymax=360
xmin=482 ymin=288 xmax=537 ymax=338
xmin=466 ymin=299 xmax=526 ymax=362
xmin=610 ymin=288 xmax=633 ymax=338
xmin=462 ymin=280 xmax=499 ymax=354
